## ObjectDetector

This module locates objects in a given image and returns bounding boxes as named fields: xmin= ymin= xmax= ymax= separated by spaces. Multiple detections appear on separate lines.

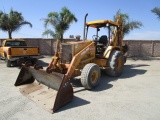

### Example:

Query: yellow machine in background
xmin=14 ymin=14 xmax=128 ymax=113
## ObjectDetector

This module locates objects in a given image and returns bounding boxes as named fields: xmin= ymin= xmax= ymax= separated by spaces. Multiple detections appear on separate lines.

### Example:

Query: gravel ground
xmin=0 ymin=56 xmax=160 ymax=120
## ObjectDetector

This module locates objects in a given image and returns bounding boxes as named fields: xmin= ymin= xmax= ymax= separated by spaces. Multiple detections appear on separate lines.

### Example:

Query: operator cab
xmin=84 ymin=19 xmax=121 ymax=56
xmin=84 ymin=20 xmax=115 ymax=55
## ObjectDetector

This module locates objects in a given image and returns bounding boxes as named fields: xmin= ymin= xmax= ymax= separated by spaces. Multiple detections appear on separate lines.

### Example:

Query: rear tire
xmin=106 ymin=50 xmax=124 ymax=77
xmin=6 ymin=59 xmax=11 ymax=67
xmin=4 ymin=53 xmax=11 ymax=67
xmin=81 ymin=63 xmax=101 ymax=90
xmin=31 ymin=59 xmax=37 ymax=65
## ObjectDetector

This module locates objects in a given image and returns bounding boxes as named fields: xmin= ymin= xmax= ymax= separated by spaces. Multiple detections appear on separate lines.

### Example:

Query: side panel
xmin=93 ymin=59 xmax=107 ymax=67
xmin=103 ymin=46 xmax=120 ymax=59
xmin=61 ymin=41 xmax=93 ymax=64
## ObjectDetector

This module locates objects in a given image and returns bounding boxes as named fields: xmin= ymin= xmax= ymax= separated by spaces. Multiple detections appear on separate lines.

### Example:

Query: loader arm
xmin=66 ymin=42 xmax=95 ymax=79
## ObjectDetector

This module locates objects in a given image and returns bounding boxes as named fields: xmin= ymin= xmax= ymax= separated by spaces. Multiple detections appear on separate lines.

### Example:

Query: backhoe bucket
xmin=14 ymin=65 xmax=73 ymax=113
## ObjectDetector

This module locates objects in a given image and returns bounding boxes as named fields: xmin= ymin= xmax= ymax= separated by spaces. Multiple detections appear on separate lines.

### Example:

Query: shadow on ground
xmin=71 ymin=63 xmax=148 ymax=93
xmin=57 ymin=63 xmax=149 ymax=112
xmin=58 ymin=63 xmax=148 ymax=113
xmin=36 ymin=59 xmax=49 ymax=67
xmin=56 ymin=96 xmax=90 ymax=113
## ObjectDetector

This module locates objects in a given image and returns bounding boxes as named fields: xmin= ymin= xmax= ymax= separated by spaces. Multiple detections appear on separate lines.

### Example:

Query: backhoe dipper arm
xmin=111 ymin=16 xmax=123 ymax=47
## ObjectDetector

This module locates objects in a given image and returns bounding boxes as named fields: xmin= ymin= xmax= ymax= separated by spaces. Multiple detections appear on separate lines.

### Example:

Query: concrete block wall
xmin=125 ymin=41 xmax=141 ymax=56
xmin=0 ymin=38 xmax=160 ymax=57
xmin=124 ymin=40 xmax=160 ymax=57
xmin=153 ymin=41 xmax=160 ymax=57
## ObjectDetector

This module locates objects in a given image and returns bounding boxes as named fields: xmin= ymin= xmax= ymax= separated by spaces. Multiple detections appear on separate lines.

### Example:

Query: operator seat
xmin=99 ymin=35 xmax=108 ymax=46
xmin=96 ymin=35 xmax=108 ymax=55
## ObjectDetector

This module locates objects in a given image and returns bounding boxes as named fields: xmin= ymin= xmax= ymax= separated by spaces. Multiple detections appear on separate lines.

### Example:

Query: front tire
xmin=81 ymin=63 xmax=101 ymax=90
xmin=106 ymin=50 xmax=124 ymax=77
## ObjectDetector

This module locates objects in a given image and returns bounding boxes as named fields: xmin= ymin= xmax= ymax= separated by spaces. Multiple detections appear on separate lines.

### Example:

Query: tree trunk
xmin=60 ymin=34 xmax=63 ymax=42
xmin=8 ymin=30 xmax=12 ymax=39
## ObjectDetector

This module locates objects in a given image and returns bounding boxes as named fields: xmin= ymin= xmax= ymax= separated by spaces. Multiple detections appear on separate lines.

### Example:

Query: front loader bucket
xmin=14 ymin=65 xmax=73 ymax=113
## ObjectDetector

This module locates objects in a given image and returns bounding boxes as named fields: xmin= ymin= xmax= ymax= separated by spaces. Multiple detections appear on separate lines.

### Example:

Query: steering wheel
xmin=92 ymin=35 xmax=100 ymax=41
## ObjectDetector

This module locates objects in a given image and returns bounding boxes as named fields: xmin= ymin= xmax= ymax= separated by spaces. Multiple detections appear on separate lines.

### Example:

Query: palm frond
xmin=0 ymin=8 xmax=32 ymax=38
xmin=43 ymin=12 xmax=59 ymax=29
xmin=12 ymin=21 xmax=32 ymax=31
xmin=113 ymin=9 xmax=143 ymax=38
xmin=42 ymin=6 xmax=77 ymax=40
xmin=42 ymin=29 xmax=55 ymax=38
xmin=151 ymin=7 xmax=160 ymax=20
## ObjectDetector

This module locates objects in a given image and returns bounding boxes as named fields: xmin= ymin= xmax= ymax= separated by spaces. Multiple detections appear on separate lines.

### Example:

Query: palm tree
xmin=151 ymin=7 xmax=160 ymax=20
xmin=0 ymin=8 xmax=32 ymax=39
xmin=42 ymin=29 xmax=56 ymax=38
xmin=113 ymin=9 xmax=143 ymax=38
xmin=43 ymin=7 xmax=77 ymax=41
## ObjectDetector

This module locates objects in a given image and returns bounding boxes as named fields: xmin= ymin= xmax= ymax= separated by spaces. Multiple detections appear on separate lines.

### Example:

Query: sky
xmin=0 ymin=0 xmax=160 ymax=40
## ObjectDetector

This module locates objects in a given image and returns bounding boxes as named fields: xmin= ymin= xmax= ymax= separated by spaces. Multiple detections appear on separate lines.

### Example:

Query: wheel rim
xmin=91 ymin=70 xmax=98 ymax=84
xmin=117 ymin=58 xmax=123 ymax=70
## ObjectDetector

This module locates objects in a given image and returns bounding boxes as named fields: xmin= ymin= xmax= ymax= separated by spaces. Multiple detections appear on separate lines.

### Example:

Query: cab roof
xmin=86 ymin=20 xmax=119 ymax=28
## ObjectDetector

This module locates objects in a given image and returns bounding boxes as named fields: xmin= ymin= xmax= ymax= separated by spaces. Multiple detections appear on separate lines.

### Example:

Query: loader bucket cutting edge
xmin=14 ymin=65 xmax=73 ymax=113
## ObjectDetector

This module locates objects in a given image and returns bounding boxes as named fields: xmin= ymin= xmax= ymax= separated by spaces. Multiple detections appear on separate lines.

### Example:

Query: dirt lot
xmin=0 ymin=56 xmax=160 ymax=120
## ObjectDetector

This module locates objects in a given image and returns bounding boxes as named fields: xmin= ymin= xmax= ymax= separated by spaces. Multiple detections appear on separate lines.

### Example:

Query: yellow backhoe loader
xmin=14 ymin=14 xmax=128 ymax=113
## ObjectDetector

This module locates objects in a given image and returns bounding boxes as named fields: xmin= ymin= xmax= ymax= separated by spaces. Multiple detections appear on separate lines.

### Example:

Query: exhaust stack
xmin=83 ymin=13 xmax=88 ymax=40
